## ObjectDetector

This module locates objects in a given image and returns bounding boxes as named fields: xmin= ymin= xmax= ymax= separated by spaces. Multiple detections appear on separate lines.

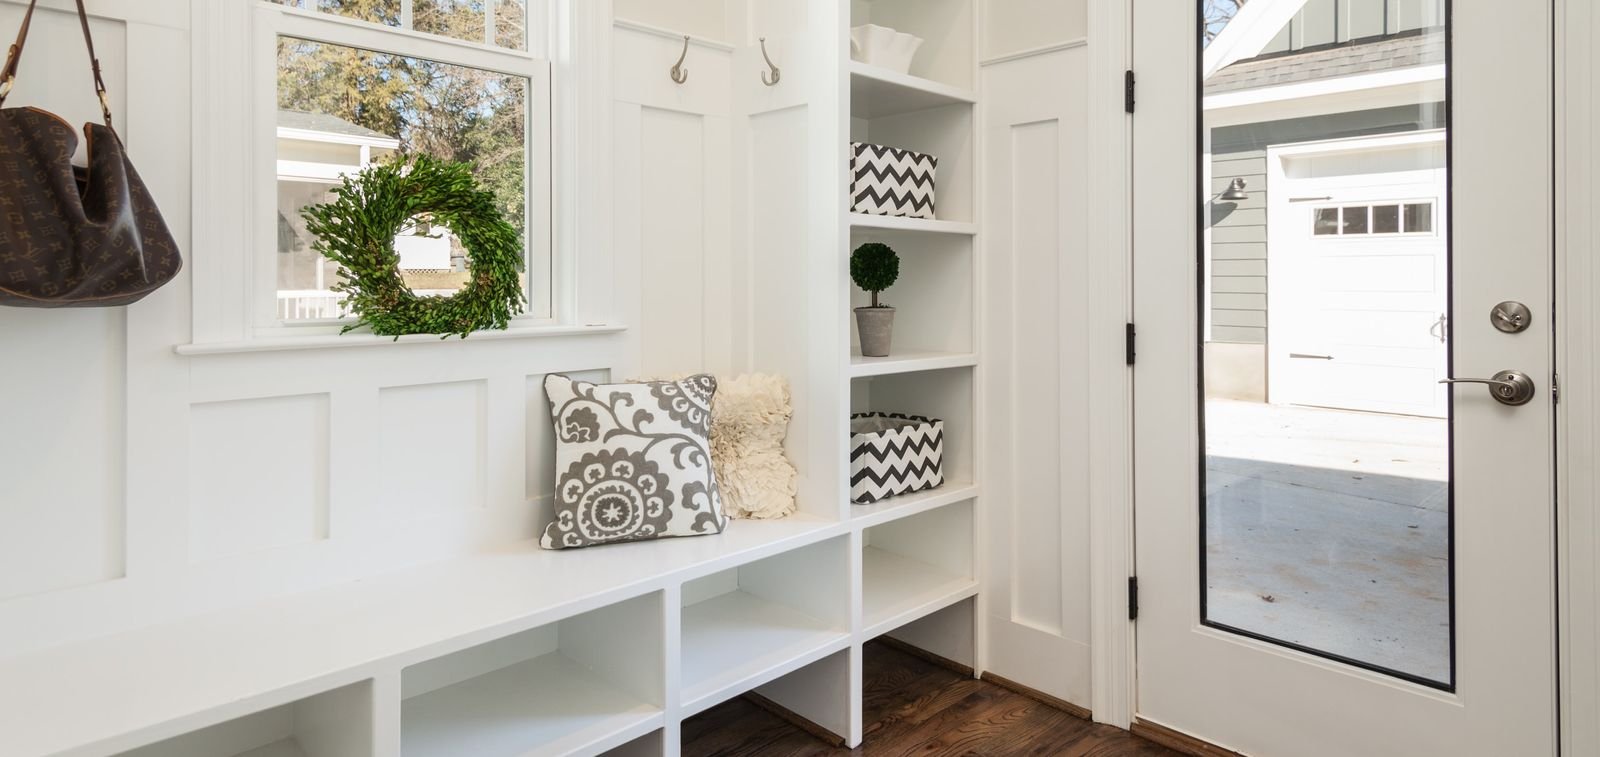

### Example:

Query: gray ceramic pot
xmin=854 ymin=306 xmax=896 ymax=357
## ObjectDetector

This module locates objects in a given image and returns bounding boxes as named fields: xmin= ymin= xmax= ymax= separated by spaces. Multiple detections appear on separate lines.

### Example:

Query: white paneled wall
xmin=0 ymin=309 xmax=128 ymax=601
xmin=0 ymin=1 xmax=134 ymax=605
xmin=0 ymin=0 xmax=631 ymax=662
xmin=980 ymin=43 xmax=1094 ymax=708
xmin=613 ymin=26 xmax=735 ymax=379
xmin=981 ymin=0 xmax=1087 ymax=61
xmin=189 ymin=394 xmax=331 ymax=563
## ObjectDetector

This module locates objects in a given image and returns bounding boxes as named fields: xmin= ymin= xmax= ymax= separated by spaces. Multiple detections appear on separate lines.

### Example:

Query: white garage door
xmin=1268 ymin=135 xmax=1448 ymax=417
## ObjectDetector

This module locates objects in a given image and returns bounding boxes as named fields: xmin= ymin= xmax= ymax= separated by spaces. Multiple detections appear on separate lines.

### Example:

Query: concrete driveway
xmin=1204 ymin=398 xmax=1450 ymax=684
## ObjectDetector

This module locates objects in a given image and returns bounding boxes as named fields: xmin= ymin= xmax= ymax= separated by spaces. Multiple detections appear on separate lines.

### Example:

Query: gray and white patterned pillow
xmin=542 ymin=374 xmax=728 ymax=549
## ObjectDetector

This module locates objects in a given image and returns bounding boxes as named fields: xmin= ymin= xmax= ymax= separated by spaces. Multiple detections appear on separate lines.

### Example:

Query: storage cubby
xmin=849 ymin=0 xmax=976 ymax=90
xmin=679 ymin=536 xmax=852 ymax=714
xmin=862 ymin=500 xmax=977 ymax=637
xmin=600 ymin=729 xmax=665 ymax=757
xmin=849 ymin=227 xmax=975 ymax=369
xmin=117 ymin=681 xmax=373 ymax=757
xmin=400 ymin=593 xmax=665 ymax=757
xmin=850 ymin=367 xmax=975 ymax=493
xmin=850 ymin=103 xmax=975 ymax=224
xmin=879 ymin=597 xmax=977 ymax=672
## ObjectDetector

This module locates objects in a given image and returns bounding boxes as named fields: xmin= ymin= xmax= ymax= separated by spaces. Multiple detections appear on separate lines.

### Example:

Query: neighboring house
xmin=276 ymin=110 xmax=468 ymax=321
xmin=1204 ymin=0 xmax=1447 ymax=418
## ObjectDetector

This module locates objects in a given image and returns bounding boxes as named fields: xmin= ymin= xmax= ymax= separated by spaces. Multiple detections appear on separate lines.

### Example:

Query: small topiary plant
xmin=850 ymin=242 xmax=900 ymax=308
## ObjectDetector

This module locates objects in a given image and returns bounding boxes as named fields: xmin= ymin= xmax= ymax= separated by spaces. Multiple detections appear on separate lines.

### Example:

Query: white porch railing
xmin=277 ymin=290 xmax=351 ymax=321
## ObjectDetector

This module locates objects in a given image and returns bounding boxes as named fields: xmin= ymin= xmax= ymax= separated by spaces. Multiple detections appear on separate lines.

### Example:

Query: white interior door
xmin=1133 ymin=1 xmax=1556 ymax=755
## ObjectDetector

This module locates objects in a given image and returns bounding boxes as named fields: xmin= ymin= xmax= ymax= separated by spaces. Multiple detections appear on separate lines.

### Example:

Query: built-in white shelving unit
xmin=841 ymin=0 xmax=982 ymax=718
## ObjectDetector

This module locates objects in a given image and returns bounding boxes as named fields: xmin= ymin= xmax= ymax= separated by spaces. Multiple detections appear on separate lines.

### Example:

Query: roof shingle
xmin=1206 ymin=30 xmax=1445 ymax=95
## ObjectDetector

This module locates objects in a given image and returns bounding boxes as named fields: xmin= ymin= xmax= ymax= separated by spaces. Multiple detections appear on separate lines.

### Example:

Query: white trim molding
xmin=1202 ymin=0 xmax=1310 ymax=79
xmin=1204 ymin=64 xmax=1445 ymax=128
xmin=1558 ymin=1 xmax=1598 ymax=754
xmin=1086 ymin=0 xmax=1134 ymax=730
xmin=978 ymin=38 xmax=1087 ymax=68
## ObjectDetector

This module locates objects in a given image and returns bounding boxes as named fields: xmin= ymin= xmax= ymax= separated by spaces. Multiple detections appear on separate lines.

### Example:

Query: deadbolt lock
xmin=1491 ymin=301 xmax=1532 ymax=334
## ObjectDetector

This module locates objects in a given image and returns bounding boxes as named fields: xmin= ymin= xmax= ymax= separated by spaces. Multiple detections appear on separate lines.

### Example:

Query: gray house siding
xmin=1258 ymin=0 xmax=1444 ymax=54
xmin=1206 ymin=103 xmax=1445 ymax=347
xmin=1209 ymin=150 xmax=1267 ymax=345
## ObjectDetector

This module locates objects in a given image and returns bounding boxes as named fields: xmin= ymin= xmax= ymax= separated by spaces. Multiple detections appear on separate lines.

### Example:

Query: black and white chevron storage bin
xmin=850 ymin=142 xmax=937 ymax=220
xmin=849 ymin=413 xmax=945 ymax=504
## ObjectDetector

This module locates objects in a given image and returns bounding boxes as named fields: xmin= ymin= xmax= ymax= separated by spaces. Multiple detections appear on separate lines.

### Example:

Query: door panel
xmin=980 ymin=46 xmax=1095 ymax=707
xmin=1135 ymin=2 xmax=1556 ymax=754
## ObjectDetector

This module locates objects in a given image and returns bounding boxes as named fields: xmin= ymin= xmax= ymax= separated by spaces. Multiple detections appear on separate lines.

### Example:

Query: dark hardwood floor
xmin=682 ymin=641 xmax=1183 ymax=756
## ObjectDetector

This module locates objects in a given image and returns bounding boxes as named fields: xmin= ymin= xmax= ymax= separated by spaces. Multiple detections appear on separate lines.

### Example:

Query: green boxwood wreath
xmin=301 ymin=154 xmax=526 ymax=338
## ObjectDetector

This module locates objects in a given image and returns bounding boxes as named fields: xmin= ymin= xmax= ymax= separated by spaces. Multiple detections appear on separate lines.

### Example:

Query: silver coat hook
xmin=759 ymin=37 xmax=781 ymax=86
xmin=670 ymin=35 xmax=689 ymax=84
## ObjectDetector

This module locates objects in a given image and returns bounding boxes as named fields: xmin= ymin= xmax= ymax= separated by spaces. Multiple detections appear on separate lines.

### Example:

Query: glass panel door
xmin=1134 ymin=1 xmax=1556 ymax=753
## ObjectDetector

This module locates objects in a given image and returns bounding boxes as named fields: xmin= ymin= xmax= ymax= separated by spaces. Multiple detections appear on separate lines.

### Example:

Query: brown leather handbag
xmin=0 ymin=0 xmax=181 ymax=307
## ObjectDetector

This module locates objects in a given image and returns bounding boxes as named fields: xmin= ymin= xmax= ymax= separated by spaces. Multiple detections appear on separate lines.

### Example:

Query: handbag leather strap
xmin=0 ymin=0 xmax=114 ymax=130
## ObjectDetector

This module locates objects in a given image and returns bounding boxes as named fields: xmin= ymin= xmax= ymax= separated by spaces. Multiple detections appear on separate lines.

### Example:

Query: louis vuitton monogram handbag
xmin=0 ymin=0 xmax=180 ymax=307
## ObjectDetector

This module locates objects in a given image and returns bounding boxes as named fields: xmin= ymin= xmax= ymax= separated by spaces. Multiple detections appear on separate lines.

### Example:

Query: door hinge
xmin=1128 ymin=577 xmax=1139 ymax=620
xmin=1124 ymin=69 xmax=1135 ymax=113
xmin=1125 ymin=323 xmax=1137 ymax=365
xmin=1553 ymin=372 xmax=1561 ymax=404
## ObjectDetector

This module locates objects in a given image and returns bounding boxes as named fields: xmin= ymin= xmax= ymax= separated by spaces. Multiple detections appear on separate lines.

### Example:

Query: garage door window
xmin=1312 ymin=202 xmax=1434 ymax=236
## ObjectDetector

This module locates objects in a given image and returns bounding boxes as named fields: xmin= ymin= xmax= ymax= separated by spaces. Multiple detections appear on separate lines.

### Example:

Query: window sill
xmin=174 ymin=323 xmax=627 ymax=356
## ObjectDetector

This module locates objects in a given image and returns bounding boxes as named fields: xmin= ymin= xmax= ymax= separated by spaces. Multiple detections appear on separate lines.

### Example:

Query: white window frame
xmin=256 ymin=3 xmax=551 ymax=335
xmin=187 ymin=0 xmax=613 ymax=349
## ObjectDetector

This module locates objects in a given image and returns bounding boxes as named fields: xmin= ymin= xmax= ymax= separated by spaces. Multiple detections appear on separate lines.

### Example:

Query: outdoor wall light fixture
xmin=1218 ymin=177 xmax=1249 ymax=201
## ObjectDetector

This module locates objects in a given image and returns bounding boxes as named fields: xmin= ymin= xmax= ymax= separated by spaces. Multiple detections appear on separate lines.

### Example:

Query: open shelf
xmin=850 ymin=62 xmax=976 ymax=119
xmin=861 ymin=501 xmax=976 ymax=638
xmin=603 ymin=729 xmax=666 ymax=757
xmin=237 ymin=743 xmax=310 ymax=757
xmin=849 ymin=481 xmax=978 ymax=528
xmin=850 ymin=350 xmax=976 ymax=378
xmin=401 ymin=593 xmax=664 ymax=757
xmin=117 ymin=682 xmax=373 ymax=757
xmin=849 ymin=0 xmax=976 ymax=90
xmin=403 ymin=655 xmax=662 ymax=757
xmin=848 ymin=213 xmax=976 ymax=236
xmin=679 ymin=536 xmax=851 ymax=714
xmin=863 ymin=548 xmax=978 ymax=638
xmin=848 ymin=230 xmax=974 ymax=357
xmin=851 ymin=368 xmax=975 ymax=490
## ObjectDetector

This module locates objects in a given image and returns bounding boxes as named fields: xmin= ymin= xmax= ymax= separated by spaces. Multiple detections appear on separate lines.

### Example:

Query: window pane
xmin=1202 ymin=1 xmax=1450 ymax=688
xmin=495 ymin=0 xmax=528 ymax=50
xmin=414 ymin=0 xmax=486 ymax=45
xmin=1313 ymin=207 xmax=1339 ymax=235
xmin=1373 ymin=204 xmax=1401 ymax=233
xmin=1341 ymin=205 xmax=1369 ymax=234
xmin=1406 ymin=202 xmax=1433 ymax=233
xmin=273 ymin=0 xmax=401 ymax=26
xmin=276 ymin=36 xmax=530 ymax=321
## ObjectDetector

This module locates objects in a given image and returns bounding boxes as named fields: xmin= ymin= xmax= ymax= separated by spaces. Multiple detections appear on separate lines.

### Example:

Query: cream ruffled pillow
xmin=635 ymin=373 xmax=798 ymax=519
